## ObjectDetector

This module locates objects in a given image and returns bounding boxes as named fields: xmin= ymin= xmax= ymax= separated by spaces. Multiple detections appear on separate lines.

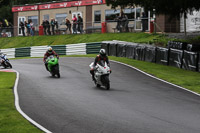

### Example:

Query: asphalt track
xmin=11 ymin=57 xmax=200 ymax=133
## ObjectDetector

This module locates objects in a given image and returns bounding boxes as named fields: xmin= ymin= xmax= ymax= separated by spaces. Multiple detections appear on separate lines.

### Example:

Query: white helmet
xmin=47 ymin=46 xmax=53 ymax=54
xmin=99 ymin=49 xmax=106 ymax=56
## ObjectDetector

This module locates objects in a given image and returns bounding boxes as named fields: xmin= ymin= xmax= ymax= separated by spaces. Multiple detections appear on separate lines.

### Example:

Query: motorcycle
xmin=46 ymin=55 xmax=60 ymax=78
xmin=0 ymin=54 xmax=12 ymax=69
xmin=89 ymin=60 xmax=111 ymax=90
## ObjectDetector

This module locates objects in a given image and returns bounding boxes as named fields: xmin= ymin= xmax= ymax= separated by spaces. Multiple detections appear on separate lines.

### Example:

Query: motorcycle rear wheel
xmin=104 ymin=75 xmax=110 ymax=90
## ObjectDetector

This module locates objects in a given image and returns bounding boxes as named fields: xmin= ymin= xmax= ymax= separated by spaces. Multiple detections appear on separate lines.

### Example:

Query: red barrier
xmin=150 ymin=21 xmax=154 ymax=33
xmin=39 ymin=26 xmax=44 ymax=36
xmin=101 ymin=22 xmax=107 ymax=33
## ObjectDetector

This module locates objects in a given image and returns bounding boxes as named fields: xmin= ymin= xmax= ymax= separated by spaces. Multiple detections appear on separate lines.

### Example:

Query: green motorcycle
xmin=46 ymin=55 xmax=60 ymax=78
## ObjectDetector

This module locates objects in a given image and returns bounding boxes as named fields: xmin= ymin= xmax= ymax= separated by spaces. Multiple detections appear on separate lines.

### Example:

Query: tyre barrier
xmin=102 ymin=40 xmax=200 ymax=72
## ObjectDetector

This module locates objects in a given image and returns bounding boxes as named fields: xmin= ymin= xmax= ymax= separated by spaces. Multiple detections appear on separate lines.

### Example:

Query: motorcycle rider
xmin=43 ymin=46 xmax=59 ymax=71
xmin=90 ymin=49 xmax=110 ymax=81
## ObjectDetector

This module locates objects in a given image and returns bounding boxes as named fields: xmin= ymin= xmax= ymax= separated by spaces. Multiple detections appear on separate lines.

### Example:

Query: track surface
xmin=10 ymin=57 xmax=200 ymax=133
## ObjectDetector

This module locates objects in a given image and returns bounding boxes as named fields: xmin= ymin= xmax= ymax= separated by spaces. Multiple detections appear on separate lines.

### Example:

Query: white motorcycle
xmin=0 ymin=54 xmax=12 ymax=69
xmin=89 ymin=60 xmax=111 ymax=90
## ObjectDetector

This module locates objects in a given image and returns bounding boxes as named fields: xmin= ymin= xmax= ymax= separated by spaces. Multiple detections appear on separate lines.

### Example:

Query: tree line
xmin=0 ymin=0 xmax=52 ymax=25
xmin=106 ymin=0 xmax=200 ymax=18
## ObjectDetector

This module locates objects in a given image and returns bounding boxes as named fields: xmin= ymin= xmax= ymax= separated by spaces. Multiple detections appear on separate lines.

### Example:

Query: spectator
xmin=65 ymin=18 xmax=71 ymax=34
xmin=30 ymin=21 xmax=34 ymax=36
xmin=51 ymin=18 xmax=55 ymax=35
xmin=77 ymin=14 xmax=83 ymax=34
xmin=142 ymin=12 xmax=148 ymax=32
xmin=19 ymin=21 xmax=25 ymax=36
xmin=55 ymin=19 xmax=58 ymax=34
xmin=46 ymin=20 xmax=51 ymax=35
xmin=72 ymin=15 xmax=77 ymax=34
xmin=26 ymin=21 xmax=31 ymax=36
xmin=122 ymin=14 xmax=129 ymax=32
xmin=42 ymin=20 xmax=47 ymax=35
xmin=115 ymin=14 xmax=122 ymax=32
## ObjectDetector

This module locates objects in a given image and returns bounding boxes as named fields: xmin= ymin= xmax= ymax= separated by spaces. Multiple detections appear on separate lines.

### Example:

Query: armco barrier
xmin=66 ymin=43 xmax=86 ymax=55
xmin=182 ymin=51 xmax=198 ymax=71
xmin=155 ymin=47 xmax=169 ymax=65
xmin=1 ymin=48 xmax=15 ymax=58
xmin=86 ymin=42 xmax=101 ymax=54
xmin=169 ymin=48 xmax=183 ymax=68
xmin=31 ymin=46 xmax=48 ymax=57
xmin=52 ymin=45 xmax=66 ymax=55
xmin=15 ymin=47 xmax=31 ymax=57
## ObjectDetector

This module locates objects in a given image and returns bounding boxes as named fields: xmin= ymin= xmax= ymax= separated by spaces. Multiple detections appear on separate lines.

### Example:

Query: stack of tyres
xmin=116 ymin=42 xmax=126 ymax=57
xmin=108 ymin=41 xmax=118 ymax=56
xmin=182 ymin=51 xmax=198 ymax=71
xmin=156 ymin=47 xmax=169 ymax=65
xmin=102 ymin=41 xmax=112 ymax=56
xmin=169 ymin=48 xmax=183 ymax=68
xmin=145 ymin=45 xmax=156 ymax=63
xmin=125 ymin=43 xmax=138 ymax=59
xmin=135 ymin=44 xmax=146 ymax=61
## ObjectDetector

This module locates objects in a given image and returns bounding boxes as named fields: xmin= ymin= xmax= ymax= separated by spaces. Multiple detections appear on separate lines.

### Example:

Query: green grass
xmin=0 ymin=32 xmax=170 ymax=49
xmin=0 ymin=72 xmax=42 ymax=133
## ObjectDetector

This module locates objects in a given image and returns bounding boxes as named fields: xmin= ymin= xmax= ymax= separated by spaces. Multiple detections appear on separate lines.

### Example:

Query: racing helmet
xmin=99 ymin=49 xmax=106 ymax=56
xmin=47 ymin=46 xmax=53 ymax=54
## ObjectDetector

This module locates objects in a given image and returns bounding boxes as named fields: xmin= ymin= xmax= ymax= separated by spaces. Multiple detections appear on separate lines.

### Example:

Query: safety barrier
xmin=102 ymin=40 xmax=200 ymax=72
xmin=0 ymin=43 xmax=101 ymax=58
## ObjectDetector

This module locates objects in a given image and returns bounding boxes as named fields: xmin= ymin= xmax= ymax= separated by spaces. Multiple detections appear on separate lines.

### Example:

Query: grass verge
xmin=0 ymin=32 xmax=170 ymax=49
xmin=0 ymin=72 xmax=42 ymax=133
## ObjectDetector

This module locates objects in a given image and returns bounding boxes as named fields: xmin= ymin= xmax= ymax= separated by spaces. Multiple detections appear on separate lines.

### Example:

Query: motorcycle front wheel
xmin=7 ymin=62 xmax=12 ymax=68
xmin=103 ymin=75 xmax=110 ymax=90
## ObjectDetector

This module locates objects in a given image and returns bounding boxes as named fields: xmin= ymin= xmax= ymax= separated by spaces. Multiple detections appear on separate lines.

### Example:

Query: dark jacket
xmin=94 ymin=54 xmax=110 ymax=67
xmin=43 ymin=50 xmax=59 ymax=62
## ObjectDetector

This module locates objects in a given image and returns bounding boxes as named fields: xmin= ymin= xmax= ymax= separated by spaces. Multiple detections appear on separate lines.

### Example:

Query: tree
xmin=106 ymin=0 xmax=200 ymax=34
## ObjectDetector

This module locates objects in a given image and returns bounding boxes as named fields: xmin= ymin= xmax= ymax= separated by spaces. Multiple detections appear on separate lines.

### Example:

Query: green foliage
xmin=106 ymin=0 xmax=200 ymax=18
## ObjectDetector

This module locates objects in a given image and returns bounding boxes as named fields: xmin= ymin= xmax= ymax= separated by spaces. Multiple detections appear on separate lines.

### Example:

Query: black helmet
xmin=99 ymin=49 xmax=106 ymax=56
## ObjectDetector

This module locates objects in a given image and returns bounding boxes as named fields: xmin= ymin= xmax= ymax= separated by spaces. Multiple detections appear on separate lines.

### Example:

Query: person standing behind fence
xmin=77 ymin=14 xmax=83 ymax=34
xmin=26 ymin=21 xmax=31 ymax=36
xmin=51 ymin=18 xmax=55 ymax=35
xmin=46 ymin=20 xmax=51 ymax=35
xmin=72 ymin=15 xmax=77 ymax=34
xmin=20 ymin=21 xmax=25 ymax=36
xmin=115 ymin=15 xmax=122 ymax=32
xmin=122 ymin=14 xmax=129 ymax=32
xmin=65 ymin=19 xmax=71 ymax=34
xmin=55 ymin=19 xmax=58 ymax=34
xmin=42 ymin=20 xmax=47 ymax=35
xmin=30 ymin=21 xmax=34 ymax=36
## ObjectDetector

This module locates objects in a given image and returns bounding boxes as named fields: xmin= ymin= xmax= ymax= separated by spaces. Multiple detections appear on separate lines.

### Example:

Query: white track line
xmin=13 ymin=70 xmax=52 ymax=133
xmin=111 ymin=60 xmax=200 ymax=97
